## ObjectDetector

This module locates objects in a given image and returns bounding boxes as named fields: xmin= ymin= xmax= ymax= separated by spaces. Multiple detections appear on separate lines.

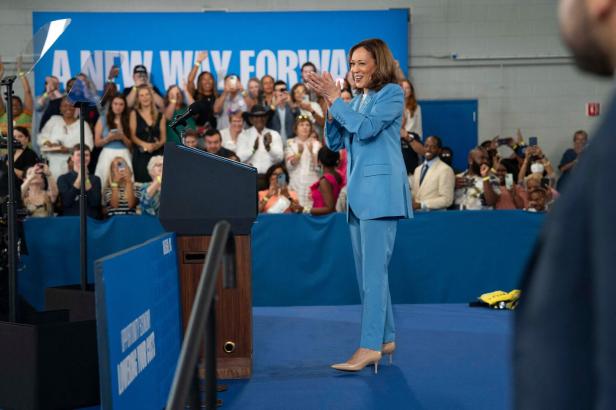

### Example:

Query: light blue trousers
xmin=349 ymin=210 xmax=397 ymax=351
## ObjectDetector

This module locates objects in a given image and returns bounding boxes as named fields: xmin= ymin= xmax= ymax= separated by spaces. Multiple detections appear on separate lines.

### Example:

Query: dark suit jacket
xmin=57 ymin=171 xmax=102 ymax=219
xmin=514 ymin=92 xmax=616 ymax=409
xmin=267 ymin=104 xmax=297 ymax=143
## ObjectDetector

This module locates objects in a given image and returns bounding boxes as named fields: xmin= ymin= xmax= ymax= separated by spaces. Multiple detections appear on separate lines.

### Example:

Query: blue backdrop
xmin=20 ymin=212 xmax=543 ymax=310
xmin=95 ymin=233 xmax=182 ymax=410
xmin=32 ymin=10 xmax=409 ymax=94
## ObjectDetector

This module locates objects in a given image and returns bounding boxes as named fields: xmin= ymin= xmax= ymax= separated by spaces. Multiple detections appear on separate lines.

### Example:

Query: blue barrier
xmin=20 ymin=211 xmax=544 ymax=309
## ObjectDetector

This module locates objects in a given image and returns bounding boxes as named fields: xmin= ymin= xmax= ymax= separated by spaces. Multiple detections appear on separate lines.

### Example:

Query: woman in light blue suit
xmin=307 ymin=39 xmax=413 ymax=373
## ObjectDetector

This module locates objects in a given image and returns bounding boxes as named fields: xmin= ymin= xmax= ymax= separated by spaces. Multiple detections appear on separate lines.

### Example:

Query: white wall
xmin=0 ymin=0 xmax=611 ymax=164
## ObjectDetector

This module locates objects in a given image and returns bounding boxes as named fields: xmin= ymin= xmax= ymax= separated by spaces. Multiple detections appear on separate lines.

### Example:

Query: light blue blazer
xmin=325 ymin=83 xmax=413 ymax=220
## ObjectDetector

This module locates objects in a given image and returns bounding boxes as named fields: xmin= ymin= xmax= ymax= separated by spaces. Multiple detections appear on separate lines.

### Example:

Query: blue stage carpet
xmin=220 ymin=304 xmax=512 ymax=410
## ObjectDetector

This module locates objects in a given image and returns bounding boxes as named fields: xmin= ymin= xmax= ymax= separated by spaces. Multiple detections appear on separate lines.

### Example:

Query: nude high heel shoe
xmin=331 ymin=349 xmax=382 ymax=374
xmin=382 ymin=342 xmax=396 ymax=365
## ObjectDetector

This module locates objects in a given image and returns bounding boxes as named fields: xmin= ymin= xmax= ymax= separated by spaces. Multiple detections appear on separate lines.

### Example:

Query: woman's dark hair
xmin=264 ymin=162 xmax=289 ymax=187
xmin=14 ymin=126 xmax=31 ymax=142
xmin=195 ymin=71 xmax=218 ymax=99
xmin=500 ymin=158 xmax=520 ymax=183
xmin=105 ymin=94 xmax=130 ymax=137
xmin=348 ymin=38 xmax=399 ymax=91
xmin=290 ymin=83 xmax=305 ymax=104
xmin=164 ymin=86 xmax=187 ymax=109
xmin=318 ymin=146 xmax=340 ymax=168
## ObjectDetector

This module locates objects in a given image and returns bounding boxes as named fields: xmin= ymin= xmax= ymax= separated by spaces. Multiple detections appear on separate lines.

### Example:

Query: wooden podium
xmin=159 ymin=143 xmax=257 ymax=379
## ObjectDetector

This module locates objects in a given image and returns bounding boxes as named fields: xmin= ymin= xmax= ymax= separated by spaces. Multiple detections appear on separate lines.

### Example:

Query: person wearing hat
xmin=123 ymin=65 xmax=164 ymax=110
xmin=236 ymin=104 xmax=283 ymax=190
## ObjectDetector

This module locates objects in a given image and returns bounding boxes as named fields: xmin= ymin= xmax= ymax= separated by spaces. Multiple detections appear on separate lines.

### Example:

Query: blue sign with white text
xmin=32 ymin=10 xmax=409 ymax=93
xmin=95 ymin=232 xmax=182 ymax=409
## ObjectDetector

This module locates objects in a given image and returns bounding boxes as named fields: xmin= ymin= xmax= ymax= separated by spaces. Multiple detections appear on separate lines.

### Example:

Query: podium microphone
xmin=169 ymin=101 xmax=203 ymax=129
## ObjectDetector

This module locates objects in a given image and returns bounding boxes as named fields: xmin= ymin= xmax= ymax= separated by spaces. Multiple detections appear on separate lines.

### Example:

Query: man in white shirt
xmin=409 ymin=135 xmax=455 ymax=211
xmin=236 ymin=104 xmax=283 ymax=190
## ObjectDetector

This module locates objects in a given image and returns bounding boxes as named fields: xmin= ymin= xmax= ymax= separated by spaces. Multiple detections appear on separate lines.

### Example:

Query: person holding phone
xmin=136 ymin=155 xmax=163 ymax=216
xmin=21 ymin=163 xmax=58 ymax=217
xmin=494 ymin=160 xmax=525 ymax=210
xmin=213 ymin=74 xmax=248 ymax=130
xmin=124 ymin=65 xmax=164 ymax=110
xmin=257 ymin=163 xmax=301 ymax=214
xmin=290 ymin=83 xmax=325 ymax=130
xmin=94 ymin=94 xmax=133 ymax=187
xmin=103 ymin=157 xmax=137 ymax=217
xmin=307 ymin=38 xmax=413 ymax=373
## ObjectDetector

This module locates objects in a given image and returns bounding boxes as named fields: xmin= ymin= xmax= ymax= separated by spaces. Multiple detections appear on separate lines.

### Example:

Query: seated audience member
xmin=526 ymin=187 xmax=548 ymax=212
xmin=236 ymin=105 xmax=283 ymax=190
xmin=494 ymin=159 xmax=525 ymax=210
xmin=137 ymin=155 xmax=163 ymax=216
xmin=124 ymin=65 xmax=164 ymax=110
xmin=260 ymin=75 xmax=275 ymax=107
xmin=103 ymin=157 xmax=137 ymax=217
xmin=130 ymin=85 xmax=166 ymax=183
xmin=164 ymin=85 xmax=196 ymax=145
xmin=13 ymin=126 xmax=40 ymax=180
xmin=399 ymin=79 xmax=425 ymax=175
xmin=57 ymin=144 xmax=101 ymax=218
xmin=285 ymin=116 xmax=321 ymax=208
xmin=454 ymin=147 xmax=500 ymax=210
xmin=186 ymin=52 xmax=217 ymax=131
xmin=36 ymin=75 xmax=63 ymax=132
xmin=557 ymin=129 xmax=588 ymax=191
xmin=409 ymin=136 xmax=455 ymax=211
xmin=182 ymin=129 xmax=200 ymax=149
xmin=290 ymin=83 xmax=324 ymax=129
xmin=213 ymin=74 xmax=247 ymax=130
xmin=268 ymin=81 xmax=298 ymax=145
xmin=21 ymin=164 xmax=57 ymax=217
xmin=518 ymin=144 xmax=555 ymax=186
xmin=302 ymin=147 xmax=343 ymax=216
xmin=94 ymin=94 xmax=133 ymax=187
xmin=522 ymin=173 xmax=559 ymax=209
xmin=204 ymin=129 xmax=236 ymax=158
xmin=220 ymin=110 xmax=244 ymax=152
xmin=258 ymin=163 xmax=301 ymax=214
xmin=0 ymin=65 xmax=33 ymax=135
xmin=38 ymin=97 xmax=94 ymax=179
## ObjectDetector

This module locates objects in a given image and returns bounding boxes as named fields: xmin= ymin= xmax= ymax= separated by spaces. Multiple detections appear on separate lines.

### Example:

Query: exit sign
xmin=586 ymin=102 xmax=600 ymax=117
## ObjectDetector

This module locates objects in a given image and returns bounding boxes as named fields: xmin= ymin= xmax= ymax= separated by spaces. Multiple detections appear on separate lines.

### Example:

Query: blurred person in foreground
xmin=514 ymin=1 xmax=616 ymax=409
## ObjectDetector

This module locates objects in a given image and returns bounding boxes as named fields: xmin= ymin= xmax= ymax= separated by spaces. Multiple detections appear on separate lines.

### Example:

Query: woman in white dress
xmin=94 ymin=94 xmax=133 ymax=186
xmin=285 ymin=115 xmax=321 ymax=208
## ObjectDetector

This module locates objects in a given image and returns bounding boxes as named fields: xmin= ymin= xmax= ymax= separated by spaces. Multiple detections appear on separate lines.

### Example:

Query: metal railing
xmin=166 ymin=220 xmax=234 ymax=410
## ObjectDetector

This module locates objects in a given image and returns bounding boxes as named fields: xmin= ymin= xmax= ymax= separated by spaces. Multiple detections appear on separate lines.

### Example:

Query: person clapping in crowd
xmin=203 ymin=129 xmax=236 ymax=158
xmin=164 ymin=85 xmax=196 ymax=145
xmin=186 ymin=51 xmax=218 ymax=132
xmin=0 ymin=62 xmax=33 ymax=135
xmin=409 ymin=136 xmax=455 ymax=211
xmin=236 ymin=104 xmax=283 ymax=190
xmin=285 ymin=116 xmax=321 ymax=208
xmin=454 ymin=147 xmax=500 ymax=210
xmin=290 ymin=83 xmax=325 ymax=131
xmin=12 ymin=126 xmax=40 ymax=181
xmin=130 ymin=85 xmax=166 ymax=182
xmin=57 ymin=144 xmax=101 ymax=218
xmin=268 ymin=81 xmax=298 ymax=145
xmin=557 ymin=129 xmax=588 ymax=191
xmin=38 ymin=97 xmax=94 ymax=179
xmin=124 ymin=65 xmax=164 ymax=110
xmin=137 ymin=155 xmax=163 ymax=216
xmin=258 ymin=163 xmax=302 ymax=214
xmin=103 ymin=157 xmax=137 ymax=217
xmin=213 ymin=74 xmax=247 ymax=130
xmin=94 ymin=94 xmax=133 ymax=187
xmin=220 ymin=110 xmax=244 ymax=152
xmin=301 ymin=147 xmax=343 ymax=216
xmin=21 ymin=163 xmax=57 ymax=217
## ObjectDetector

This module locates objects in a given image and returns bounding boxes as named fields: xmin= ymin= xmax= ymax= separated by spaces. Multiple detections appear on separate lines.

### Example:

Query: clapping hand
xmin=253 ymin=137 xmax=260 ymax=152
xmin=305 ymin=72 xmax=341 ymax=106
xmin=264 ymin=133 xmax=272 ymax=151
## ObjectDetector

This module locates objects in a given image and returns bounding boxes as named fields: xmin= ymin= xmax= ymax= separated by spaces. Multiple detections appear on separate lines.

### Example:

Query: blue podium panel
xmin=95 ymin=233 xmax=182 ymax=410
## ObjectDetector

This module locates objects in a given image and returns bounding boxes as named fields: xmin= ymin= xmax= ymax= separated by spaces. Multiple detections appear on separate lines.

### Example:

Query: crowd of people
xmin=0 ymin=58 xmax=587 ymax=219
